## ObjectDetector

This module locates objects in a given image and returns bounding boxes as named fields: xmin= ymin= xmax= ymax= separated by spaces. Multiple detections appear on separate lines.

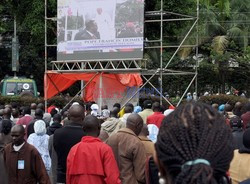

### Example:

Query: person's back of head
xmin=234 ymin=102 xmax=243 ymax=109
xmin=225 ymin=104 xmax=233 ymax=112
xmin=101 ymin=105 xmax=108 ymax=110
xmin=53 ymin=114 xmax=62 ymax=124
xmin=68 ymin=104 xmax=85 ymax=125
xmin=1 ymin=119 xmax=12 ymax=135
xmin=11 ymin=102 xmax=18 ymax=109
xmin=83 ymin=115 xmax=100 ymax=137
xmin=23 ymin=106 xmax=31 ymax=115
xmin=233 ymin=102 xmax=243 ymax=117
xmin=155 ymin=102 xmax=233 ymax=184
xmin=126 ymin=103 xmax=134 ymax=112
xmin=230 ymin=116 xmax=242 ymax=129
xmin=152 ymin=102 xmax=161 ymax=112
xmin=212 ymin=103 xmax=219 ymax=110
xmin=143 ymin=100 xmax=152 ymax=109
xmin=43 ymin=113 xmax=51 ymax=126
xmin=139 ymin=123 xmax=149 ymax=137
xmin=37 ymin=103 xmax=45 ymax=111
xmin=110 ymin=107 xmax=119 ymax=118
xmin=126 ymin=113 xmax=143 ymax=136
xmin=35 ymin=108 xmax=44 ymax=119
xmin=30 ymin=103 xmax=37 ymax=110
xmin=244 ymin=103 xmax=250 ymax=112
xmin=124 ymin=105 xmax=133 ymax=114
xmin=113 ymin=103 xmax=121 ymax=111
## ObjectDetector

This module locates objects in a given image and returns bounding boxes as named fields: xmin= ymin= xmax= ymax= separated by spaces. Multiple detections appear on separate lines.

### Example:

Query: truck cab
xmin=0 ymin=76 xmax=39 ymax=97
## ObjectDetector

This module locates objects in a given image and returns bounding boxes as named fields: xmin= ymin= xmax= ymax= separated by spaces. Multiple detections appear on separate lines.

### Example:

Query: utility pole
xmin=12 ymin=16 xmax=19 ymax=76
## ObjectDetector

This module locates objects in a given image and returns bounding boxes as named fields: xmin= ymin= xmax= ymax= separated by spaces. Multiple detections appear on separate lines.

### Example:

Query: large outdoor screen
xmin=57 ymin=0 xmax=144 ymax=61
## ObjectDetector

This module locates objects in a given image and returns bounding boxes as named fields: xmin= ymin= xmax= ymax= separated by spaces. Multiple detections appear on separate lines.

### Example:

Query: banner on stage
xmin=57 ymin=0 xmax=144 ymax=60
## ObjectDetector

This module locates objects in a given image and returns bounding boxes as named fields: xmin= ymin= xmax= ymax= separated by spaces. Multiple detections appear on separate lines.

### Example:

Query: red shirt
xmin=67 ymin=136 xmax=121 ymax=184
xmin=16 ymin=115 xmax=33 ymax=140
xmin=147 ymin=112 xmax=165 ymax=128
xmin=241 ymin=111 xmax=250 ymax=129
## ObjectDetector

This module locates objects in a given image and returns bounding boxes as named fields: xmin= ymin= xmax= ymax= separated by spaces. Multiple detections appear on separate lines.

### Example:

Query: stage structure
xmin=45 ymin=0 xmax=199 ymax=109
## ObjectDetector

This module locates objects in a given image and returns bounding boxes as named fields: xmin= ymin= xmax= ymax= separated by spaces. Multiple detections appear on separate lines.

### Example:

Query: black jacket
xmin=53 ymin=123 xmax=85 ymax=183
xmin=232 ymin=128 xmax=244 ymax=150
xmin=47 ymin=122 xmax=62 ymax=136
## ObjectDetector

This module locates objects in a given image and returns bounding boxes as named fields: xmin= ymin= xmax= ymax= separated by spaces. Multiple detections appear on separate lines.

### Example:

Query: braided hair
xmin=155 ymin=102 xmax=234 ymax=184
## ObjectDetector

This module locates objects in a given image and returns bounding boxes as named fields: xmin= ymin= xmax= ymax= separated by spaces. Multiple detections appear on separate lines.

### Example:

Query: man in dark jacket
xmin=74 ymin=20 xmax=100 ymax=40
xmin=242 ymin=103 xmax=250 ymax=129
xmin=231 ymin=116 xmax=244 ymax=150
xmin=53 ymin=104 xmax=86 ymax=183
xmin=4 ymin=125 xmax=50 ymax=184
xmin=47 ymin=114 xmax=62 ymax=136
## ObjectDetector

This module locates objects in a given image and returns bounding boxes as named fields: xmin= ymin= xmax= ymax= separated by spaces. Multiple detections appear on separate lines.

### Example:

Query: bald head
xmin=126 ymin=113 xmax=143 ymax=135
xmin=235 ymin=102 xmax=242 ymax=109
xmin=225 ymin=104 xmax=232 ymax=112
xmin=30 ymin=103 xmax=37 ymax=110
xmin=83 ymin=115 xmax=100 ymax=137
xmin=68 ymin=105 xmax=85 ymax=125
xmin=11 ymin=125 xmax=25 ymax=146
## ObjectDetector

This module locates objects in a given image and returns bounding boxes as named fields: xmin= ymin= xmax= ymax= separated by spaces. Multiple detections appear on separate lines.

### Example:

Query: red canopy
xmin=44 ymin=71 xmax=143 ymax=101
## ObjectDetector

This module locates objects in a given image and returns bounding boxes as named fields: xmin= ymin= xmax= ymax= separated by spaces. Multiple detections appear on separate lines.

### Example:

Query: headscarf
xmin=34 ymin=120 xmax=46 ymax=135
xmin=134 ymin=106 xmax=142 ymax=113
xmin=219 ymin=104 xmax=225 ymax=112
xmin=91 ymin=104 xmax=99 ymax=116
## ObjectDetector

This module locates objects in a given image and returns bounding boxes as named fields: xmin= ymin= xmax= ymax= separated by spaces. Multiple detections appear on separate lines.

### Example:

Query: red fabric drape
xmin=44 ymin=71 xmax=142 ymax=101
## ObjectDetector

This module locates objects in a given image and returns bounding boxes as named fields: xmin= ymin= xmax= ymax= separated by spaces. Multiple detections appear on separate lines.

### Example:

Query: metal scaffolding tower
xmin=45 ymin=0 xmax=199 ymax=108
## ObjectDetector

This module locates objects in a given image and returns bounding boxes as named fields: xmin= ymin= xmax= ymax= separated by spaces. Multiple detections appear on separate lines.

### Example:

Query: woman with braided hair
xmin=154 ymin=102 xmax=234 ymax=184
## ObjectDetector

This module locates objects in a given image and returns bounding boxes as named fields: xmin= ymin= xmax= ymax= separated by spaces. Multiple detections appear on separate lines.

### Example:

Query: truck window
xmin=17 ymin=82 xmax=34 ymax=95
xmin=6 ymin=83 xmax=16 ymax=95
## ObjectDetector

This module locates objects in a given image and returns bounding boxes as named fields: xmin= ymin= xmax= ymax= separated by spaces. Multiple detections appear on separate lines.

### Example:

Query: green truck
xmin=0 ymin=76 xmax=39 ymax=97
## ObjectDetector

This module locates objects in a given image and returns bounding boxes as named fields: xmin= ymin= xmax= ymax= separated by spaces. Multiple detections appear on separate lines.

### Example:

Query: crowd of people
xmin=0 ymin=99 xmax=250 ymax=184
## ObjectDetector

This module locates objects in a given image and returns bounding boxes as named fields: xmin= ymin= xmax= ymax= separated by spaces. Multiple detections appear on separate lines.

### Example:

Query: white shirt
xmin=13 ymin=142 xmax=25 ymax=152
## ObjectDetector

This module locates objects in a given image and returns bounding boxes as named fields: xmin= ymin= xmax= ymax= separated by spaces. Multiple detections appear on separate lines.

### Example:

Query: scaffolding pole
xmin=44 ymin=0 xmax=199 ymax=108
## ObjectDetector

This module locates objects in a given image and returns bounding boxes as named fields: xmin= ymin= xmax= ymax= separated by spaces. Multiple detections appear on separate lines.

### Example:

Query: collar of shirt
xmin=153 ymin=112 xmax=163 ymax=115
xmin=13 ymin=142 xmax=25 ymax=152
xmin=138 ymin=135 xmax=152 ymax=142
xmin=118 ymin=127 xmax=137 ymax=137
xmin=81 ymin=136 xmax=102 ymax=143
